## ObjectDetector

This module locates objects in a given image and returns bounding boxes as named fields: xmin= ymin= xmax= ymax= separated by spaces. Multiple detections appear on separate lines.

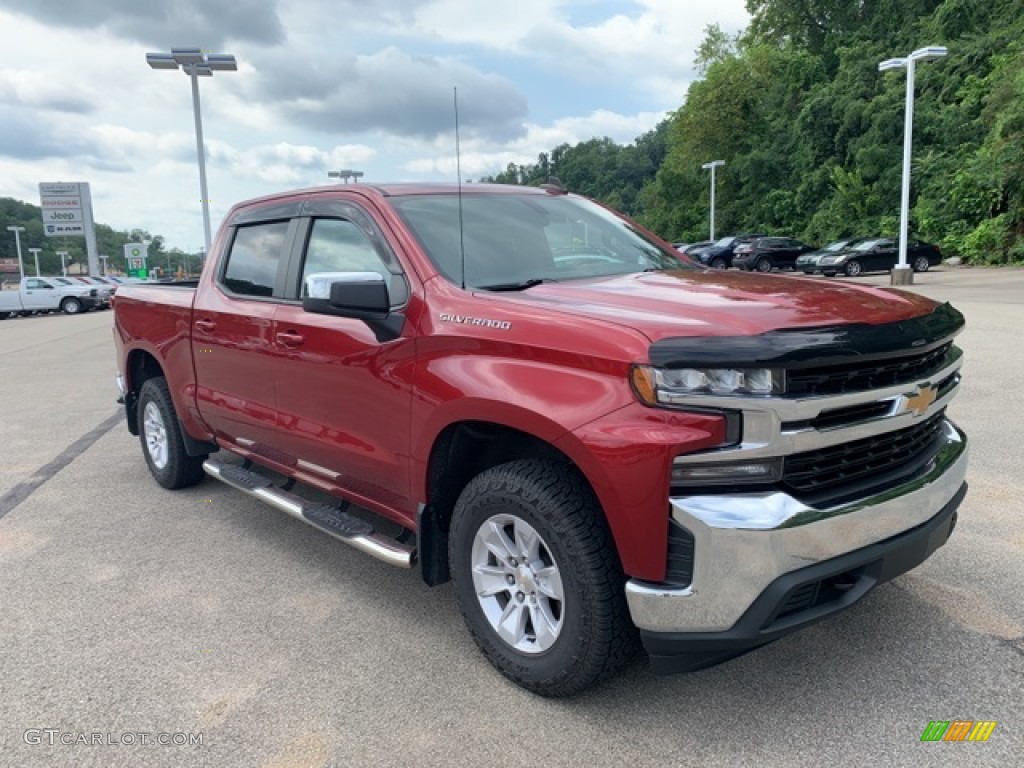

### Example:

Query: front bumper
xmin=625 ymin=420 xmax=968 ymax=673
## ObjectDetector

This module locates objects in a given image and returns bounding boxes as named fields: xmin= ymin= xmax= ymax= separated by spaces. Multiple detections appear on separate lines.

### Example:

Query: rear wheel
xmin=843 ymin=259 xmax=862 ymax=277
xmin=450 ymin=459 xmax=636 ymax=697
xmin=912 ymin=255 xmax=930 ymax=272
xmin=710 ymin=257 xmax=727 ymax=269
xmin=60 ymin=297 xmax=82 ymax=315
xmin=137 ymin=376 xmax=206 ymax=489
xmin=755 ymin=257 xmax=773 ymax=273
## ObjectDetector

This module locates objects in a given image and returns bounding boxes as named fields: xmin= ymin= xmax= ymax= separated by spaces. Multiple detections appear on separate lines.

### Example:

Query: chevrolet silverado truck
xmin=112 ymin=183 xmax=968 ymax=696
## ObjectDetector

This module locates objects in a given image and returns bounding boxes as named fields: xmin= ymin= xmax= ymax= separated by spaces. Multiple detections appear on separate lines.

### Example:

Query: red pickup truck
xmin=113 ymin=182 xmax=968 ymax=696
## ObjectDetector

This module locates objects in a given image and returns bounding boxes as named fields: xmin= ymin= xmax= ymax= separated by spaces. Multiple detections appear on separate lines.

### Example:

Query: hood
xmin=494 ymin=269 xmax=940 ymax=342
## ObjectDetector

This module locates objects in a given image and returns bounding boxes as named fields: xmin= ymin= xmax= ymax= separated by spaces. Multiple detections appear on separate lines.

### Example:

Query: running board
xmin=203 ymin=459 xmax=415 ymax=569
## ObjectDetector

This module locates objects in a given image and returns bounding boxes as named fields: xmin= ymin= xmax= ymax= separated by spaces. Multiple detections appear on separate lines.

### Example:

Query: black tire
xmin=710 ymin=257 xmax=728 ymax=269
xmin=137 ymin=376 xmax=206 ymax=489
xmin=755 ymin=257 xmax=773 ymax=273
xmin=912 ymin=255 xmax=930 ymax=272
xmin=61 ymin=297 xmax=82 ymax=315
xmin=449 ymin=459 xmax=637 ymax=697
xmin=843 ymin=259 xmax=862 ymax=277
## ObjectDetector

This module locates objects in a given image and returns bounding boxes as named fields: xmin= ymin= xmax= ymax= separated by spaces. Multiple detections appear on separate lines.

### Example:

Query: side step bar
xmin=203 ymin=458 xmax=415 ymax=569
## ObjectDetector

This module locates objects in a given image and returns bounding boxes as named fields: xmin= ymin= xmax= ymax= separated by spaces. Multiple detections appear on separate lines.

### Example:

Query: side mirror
xmin=302 ymin=272 xmax=404 ymax=341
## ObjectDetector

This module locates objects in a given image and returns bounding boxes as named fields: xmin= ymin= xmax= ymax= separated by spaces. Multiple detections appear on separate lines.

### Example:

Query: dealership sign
xmin=39 ymin=182 xmax=92 ymax=238
xmin=39 ymin=181 xmax=100 ymax=275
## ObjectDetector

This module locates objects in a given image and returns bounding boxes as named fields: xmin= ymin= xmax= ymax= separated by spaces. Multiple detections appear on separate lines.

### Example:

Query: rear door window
xmin=220 ymin=221 xmax=291 ymax=298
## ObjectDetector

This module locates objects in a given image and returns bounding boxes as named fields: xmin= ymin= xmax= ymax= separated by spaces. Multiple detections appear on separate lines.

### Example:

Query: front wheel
xmin=710 ymin=257 xmax=727 ymax=269
xmin=137 ymin=376 xmax=207 ymax=489
xmin=450 ymin=459 xmax=636 ymax=697
xmin=755 ymin=257 xmax=773 ymax=273
xmin=843 ymin=259 xmax=863 ymax=277
xmin=912 ymin=255 xmax=931 ymax=272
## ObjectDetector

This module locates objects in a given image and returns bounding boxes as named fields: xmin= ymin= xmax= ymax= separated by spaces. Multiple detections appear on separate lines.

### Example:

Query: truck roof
xmin=227 ymin=182 xmax=555 ymax=213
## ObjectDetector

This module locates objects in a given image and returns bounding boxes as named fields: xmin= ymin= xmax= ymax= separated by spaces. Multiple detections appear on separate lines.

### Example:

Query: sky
xmin=0 ymin=0 xmax=749 ymax=251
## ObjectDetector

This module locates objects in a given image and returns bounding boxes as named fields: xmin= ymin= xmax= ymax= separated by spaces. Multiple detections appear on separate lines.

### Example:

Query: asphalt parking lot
xmin=1 ymin=268 xmax=1021 ymax=767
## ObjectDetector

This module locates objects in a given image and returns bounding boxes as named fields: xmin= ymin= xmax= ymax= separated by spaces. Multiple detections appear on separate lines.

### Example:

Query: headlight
xmin=631 ymin=365 xmax=784 ymax=404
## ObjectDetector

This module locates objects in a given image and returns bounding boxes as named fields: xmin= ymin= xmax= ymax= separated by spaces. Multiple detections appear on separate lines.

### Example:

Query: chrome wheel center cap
xmin=516 ymin=565 xmax=536 ymax=593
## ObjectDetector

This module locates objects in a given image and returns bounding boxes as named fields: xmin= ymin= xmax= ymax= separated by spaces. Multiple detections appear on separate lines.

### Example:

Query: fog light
xmin=672 ymin=459 xmax=783 ymax=486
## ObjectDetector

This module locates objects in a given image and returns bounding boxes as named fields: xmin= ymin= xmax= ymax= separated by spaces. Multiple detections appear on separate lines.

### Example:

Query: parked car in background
xmin=796 ymin=238 xmax=868 ymax=274
xmin=817 ymin=238 xmax=942 ymax=277
xmin=694 ymin=234 xmax=766 ymax=269
xmin=0 ymin=276 xmax=106 ymax=316
xmin=674 ymin=240 xmax=714 ymax=257
xmin=732 ymin=237 xmax=816 ymax=272
xmin=67 ymin=276 xmax=116 ymax=302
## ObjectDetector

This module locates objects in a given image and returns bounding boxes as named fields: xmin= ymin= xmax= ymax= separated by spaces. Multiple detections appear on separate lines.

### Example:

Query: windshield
xmin=392 ymin=193 xmax=694 ymax=289
xmin=825 ymin=240 xmax=851 ymax=251
xmin=714 ymin=237 xmax=735 ymax=247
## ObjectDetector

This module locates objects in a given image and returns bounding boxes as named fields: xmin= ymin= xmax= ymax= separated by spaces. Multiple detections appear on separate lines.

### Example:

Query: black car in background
xmin=816 ymin=238 xmax=943 ymax=277
xmin=795 ymin=238 xmax=868 ymax=274
xmin=732 ymin=236 xmax=816 ymax=272
xmin=674 ymin=240 xmax=715 ymax=260
xmin=694 ymin=234 xmax=766 ymax=269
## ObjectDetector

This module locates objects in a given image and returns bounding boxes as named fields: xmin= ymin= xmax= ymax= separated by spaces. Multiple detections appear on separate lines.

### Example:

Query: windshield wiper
xmin=478 ymin=278 xmax=549 ymax=292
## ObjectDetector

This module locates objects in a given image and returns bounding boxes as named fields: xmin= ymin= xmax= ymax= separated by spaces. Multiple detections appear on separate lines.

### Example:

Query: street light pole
xmin=701 ymin=161 xmax=725 ymax=241
xmin=146 ymin=48 xmax=237 ymax=253
xmin=188 ymin=63 xmax=213 ymax=252
xmin=6 ymin=225 xmax=25 ymax=280
xmin=879 ymin=46 xmax=947 ymax=286
xmin=28 ymin=248 xmax=41 ymax=276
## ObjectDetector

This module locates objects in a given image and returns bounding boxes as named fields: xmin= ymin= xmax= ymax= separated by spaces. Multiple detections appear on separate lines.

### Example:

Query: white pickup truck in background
xmin=0 ymin=276 xmax=110 ymax=317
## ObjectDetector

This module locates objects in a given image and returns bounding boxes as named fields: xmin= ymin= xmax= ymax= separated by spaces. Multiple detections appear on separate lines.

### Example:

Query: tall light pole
xmin=146 ymin=48 xmax=237 ymax=253
xmin=879 ymin=45 xmax=947 ymax=286
xmin=328 ymin=169 xmax=364 ymax=183
xmin=6 ymin=225 xmax=25 ymax=280
xmin=28 ymin=247 xmax=42 ymax=276
xmin=57 ymin=250 xmax=69 ymax=276
xmin=701 ymin=160 xmax=725 ymax=241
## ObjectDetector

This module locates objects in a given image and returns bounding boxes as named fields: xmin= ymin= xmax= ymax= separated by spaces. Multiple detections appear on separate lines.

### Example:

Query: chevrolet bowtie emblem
xmin=904 ymin=385 xmax=937 ymax=417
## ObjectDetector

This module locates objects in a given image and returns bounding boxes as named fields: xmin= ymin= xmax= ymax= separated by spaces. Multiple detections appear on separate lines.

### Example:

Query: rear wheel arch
xmin=124 ymin=350 xmax=165 ymax=435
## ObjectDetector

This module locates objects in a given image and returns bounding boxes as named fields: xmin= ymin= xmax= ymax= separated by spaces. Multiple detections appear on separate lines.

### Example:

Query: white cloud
xmin=0 ymin=1 xmax=751 ymax=250
xmin=403 ymin=108 xmax=667 ymax=178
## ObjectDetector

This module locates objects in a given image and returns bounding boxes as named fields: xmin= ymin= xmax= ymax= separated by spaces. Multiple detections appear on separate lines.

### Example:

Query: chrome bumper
xmin=625 ymin=420 xmax=968 ymax=633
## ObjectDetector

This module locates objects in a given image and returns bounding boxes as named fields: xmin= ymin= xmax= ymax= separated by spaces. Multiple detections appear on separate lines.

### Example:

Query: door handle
xmin=275 ymin=331 xmax=305 ymax=348
xmin=195 ymin=319 xmax=216 ymax=333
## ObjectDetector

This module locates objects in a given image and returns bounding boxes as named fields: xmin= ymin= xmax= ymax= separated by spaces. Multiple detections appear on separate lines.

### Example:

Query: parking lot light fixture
xmin=701 ymin=161 xmax=725 ymax=241
xmin=146 ymin=48 xmax=238 ymax=252
xmin=328 ymin=169 xmax=364 ymax=183
xmin=6 ymin=225 xmax=26 ymax=280
xmin=878 ymin=45 xmax=948 ymax=286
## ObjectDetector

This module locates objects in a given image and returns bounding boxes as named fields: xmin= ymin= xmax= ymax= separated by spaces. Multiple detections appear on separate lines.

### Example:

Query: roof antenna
xmin=454 ymin=86 xmax=466 ymax=290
